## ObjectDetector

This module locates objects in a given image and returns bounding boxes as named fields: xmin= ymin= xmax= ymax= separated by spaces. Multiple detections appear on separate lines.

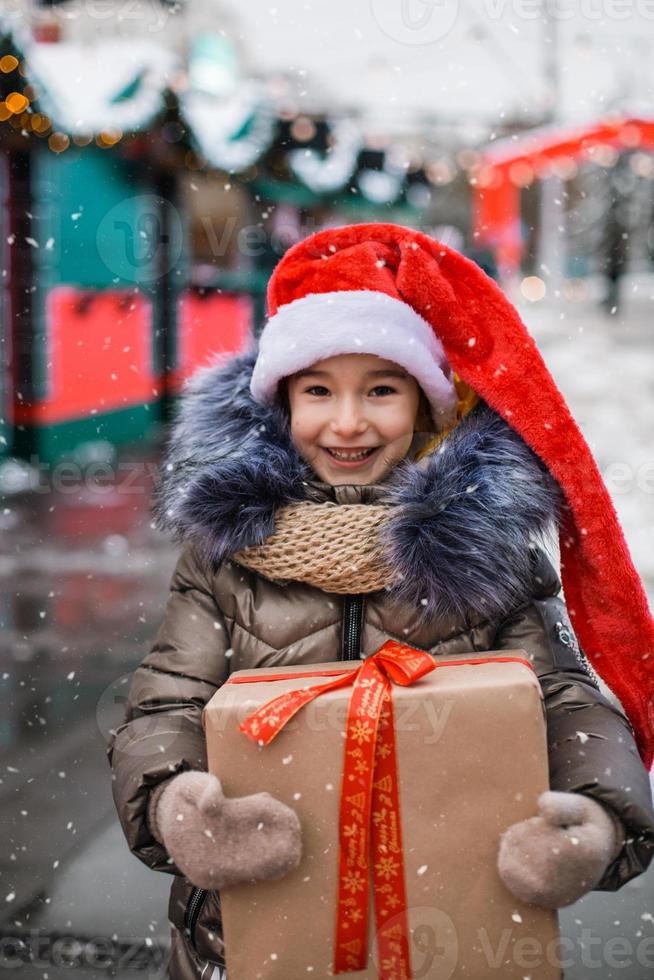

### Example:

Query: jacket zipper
xmin=186 ymin=598 xmax=364 ymax=949
xmin=342 ymin=595 xmax=365 ymax=660
xmin=184 ymin=886 xmax=208 ymax=949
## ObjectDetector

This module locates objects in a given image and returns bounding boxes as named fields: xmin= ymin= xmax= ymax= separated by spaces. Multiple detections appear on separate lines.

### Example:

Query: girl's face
xmin=286 ymin=353 xmax=423 ymax=485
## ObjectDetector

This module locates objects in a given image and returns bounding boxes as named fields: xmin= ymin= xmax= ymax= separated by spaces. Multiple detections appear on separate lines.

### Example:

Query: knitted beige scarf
xmin=233 ymin=501 xmax=394 ymax=594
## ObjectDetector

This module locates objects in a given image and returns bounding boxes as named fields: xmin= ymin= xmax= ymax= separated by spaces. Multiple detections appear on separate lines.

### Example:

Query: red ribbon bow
xmin=233 ymin=639 xmax=436 ymax=979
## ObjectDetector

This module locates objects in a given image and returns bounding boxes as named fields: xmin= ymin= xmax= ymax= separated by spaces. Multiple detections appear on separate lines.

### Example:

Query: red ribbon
xmin=231 ymin=639 xmax=437 ymax=979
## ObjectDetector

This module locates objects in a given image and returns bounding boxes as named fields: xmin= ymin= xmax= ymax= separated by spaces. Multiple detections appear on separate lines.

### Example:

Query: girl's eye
xmin=302 ymin=384 xmax=396 ymax=396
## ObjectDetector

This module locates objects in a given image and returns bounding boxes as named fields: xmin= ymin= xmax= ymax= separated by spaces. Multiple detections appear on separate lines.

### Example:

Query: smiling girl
xmin=109 ymin=223 xmax=654 ymax=980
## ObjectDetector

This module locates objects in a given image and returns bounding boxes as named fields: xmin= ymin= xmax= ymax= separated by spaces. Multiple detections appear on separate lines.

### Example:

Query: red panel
xmin=169 ymin=290 xmax=253 ymax=392
xmin=472 ymin=178 xmax=522 ymax=278
xmin=482 ymin=118 xmax=654 ymax=169
xmin=16 ymin=287 xmax=157 ymax=424
xmin=473 ymin=117 xmax=654 ymax=278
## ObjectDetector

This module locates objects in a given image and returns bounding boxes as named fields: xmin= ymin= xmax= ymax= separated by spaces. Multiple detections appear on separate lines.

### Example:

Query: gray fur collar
xmin=152 ymin=350 xmax=561 ymax=620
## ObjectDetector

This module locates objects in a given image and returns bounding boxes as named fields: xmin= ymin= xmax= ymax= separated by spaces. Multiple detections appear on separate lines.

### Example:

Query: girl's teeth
xmin=328 ymin=448 xmax=374 ymax=461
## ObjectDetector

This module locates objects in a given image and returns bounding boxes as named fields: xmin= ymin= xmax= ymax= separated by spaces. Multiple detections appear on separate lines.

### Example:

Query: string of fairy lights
xmin=0 ymin=38 xmax=508 ymax=188
xmin=1 ymin=37 xmax=653 ymax=247
xmin=0 ymin=53 xmax=122 ymax=152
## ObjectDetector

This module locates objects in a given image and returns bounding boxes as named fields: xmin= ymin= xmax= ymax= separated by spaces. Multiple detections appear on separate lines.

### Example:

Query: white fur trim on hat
xmin=250 ymin=290 xmax=457 ymax=424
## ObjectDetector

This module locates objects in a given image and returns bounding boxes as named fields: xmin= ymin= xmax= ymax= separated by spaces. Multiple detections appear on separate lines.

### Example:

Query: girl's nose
xmin=330 ymin=399 xmax=368 ymax=437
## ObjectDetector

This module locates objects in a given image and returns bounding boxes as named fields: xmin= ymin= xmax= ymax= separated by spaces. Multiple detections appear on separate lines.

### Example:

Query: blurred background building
xmin=0 ymin=1 xmax=653 ymax=977
xmin=0 ymin=0 xmax=653 ymax=469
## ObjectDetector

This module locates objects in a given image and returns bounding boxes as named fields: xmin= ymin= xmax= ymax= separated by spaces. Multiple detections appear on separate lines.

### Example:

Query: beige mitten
xmin=148 ymin=771 xmax=302 ymax=890
xmin=497 ymin=790 xmax=624 ymax=909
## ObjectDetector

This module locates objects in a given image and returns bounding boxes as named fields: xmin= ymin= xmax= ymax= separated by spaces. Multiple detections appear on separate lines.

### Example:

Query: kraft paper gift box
xmin=202 ymin=642 xmax=561 ymax=980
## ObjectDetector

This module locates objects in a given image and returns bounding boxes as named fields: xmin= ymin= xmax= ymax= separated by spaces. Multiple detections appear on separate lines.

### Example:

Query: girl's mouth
xmin=322 ymin=446 xmax=380 ymax=467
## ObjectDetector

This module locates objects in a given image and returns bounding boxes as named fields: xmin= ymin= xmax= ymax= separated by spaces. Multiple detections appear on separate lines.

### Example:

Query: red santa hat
xmin=251 ymin=222 xmax=654 ymax=769
xmin=251 ymin=288 xmax=458 ymax=427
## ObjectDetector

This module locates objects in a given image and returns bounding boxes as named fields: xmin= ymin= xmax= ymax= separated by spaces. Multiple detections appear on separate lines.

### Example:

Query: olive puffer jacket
xmin=108 ymin=352 xmax=654 ymax=979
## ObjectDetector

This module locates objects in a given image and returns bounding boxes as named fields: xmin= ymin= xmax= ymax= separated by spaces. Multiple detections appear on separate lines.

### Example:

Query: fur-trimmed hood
xmin=152 ymin=350 xmax=562 ymax=621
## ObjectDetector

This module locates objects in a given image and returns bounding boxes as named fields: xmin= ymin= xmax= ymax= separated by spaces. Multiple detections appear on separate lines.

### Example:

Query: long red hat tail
xmin=267 ymin=223 xmax=654 ymax=768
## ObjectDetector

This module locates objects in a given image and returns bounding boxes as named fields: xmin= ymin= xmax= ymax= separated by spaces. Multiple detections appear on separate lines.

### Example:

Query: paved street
xmin=0 ymin=446 xmax=176 ymax=977
xmin=1 ymin=283 xmax=652 ymax=978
